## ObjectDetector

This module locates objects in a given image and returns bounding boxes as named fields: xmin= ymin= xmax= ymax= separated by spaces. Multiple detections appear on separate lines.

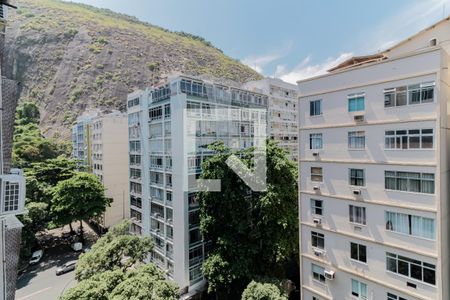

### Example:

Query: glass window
xmin=349 ymin=169 xmax=365 ymax=186
xmin=312 ymin=264 xmax=326 ymax=283
xmin=351 ymin=242 xmax=367 ymax=263
xmin=386 ymin=252 xmax=435 ymax=285
xmin=351 ymin=279 xmax=368 ymax=300
xmin=348 ymin=131 xmax=365 ymax=149
xmin=311 ymin=167 xmax=323 ymax=182
xmin=385 ymin=211 xmax=435 ymax=239
xmin=384 ymin=171 xmax=434 ymax=194
xmin=311 ymin=231 xmax=324 ymax=249
xmin=349 ymin=205 xmax=366 ymax=225
xmin=384 ymin=82 xmax=435 ymax=107
xmin=384 ymin=129 xmax=433 ymax=149
xmin=387 ymin=292 xmax=408 ymax=300
xmin=348 ymin=94 xmax=365 ymax=112
xmin=309 ymin=133 xmax=323 ymax=150
xmin=311 ymin=199 xmax=323 ymax=215
xmin=310 ymin=100 xmax=322 ymax=116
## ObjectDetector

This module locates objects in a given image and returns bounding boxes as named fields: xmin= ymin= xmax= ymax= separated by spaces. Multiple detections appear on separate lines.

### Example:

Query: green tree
xmin=75 ymin=220 xmax=154 ymax=281
xmin=51 ymin=172 xmax=111 ymax=236
xmin=241 ymin=280 xmax=287 ymax=300
xmin=61 ymin=265 xmax=178 ymax=300
xmin=25 ymin=157 xmax=78 ymax=207
xmin=198 ymin=140 xmax=298 ymax=297
xmin=12 ymin=101 xmax=70 ymax=168
xmin=18 ymin=202 xmax=48 ymax=260
xmin=61 ymin=221 xmax=177 ymax=300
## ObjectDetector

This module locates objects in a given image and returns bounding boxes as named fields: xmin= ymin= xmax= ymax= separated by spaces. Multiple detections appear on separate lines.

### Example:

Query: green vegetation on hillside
xmin=8 ymin=0 xmax=261 ymax=139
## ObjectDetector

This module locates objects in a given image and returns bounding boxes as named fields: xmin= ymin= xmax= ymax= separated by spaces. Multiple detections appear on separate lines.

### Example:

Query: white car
xmin=29 ymin=250 xmax=44 ymax=265
xmin=56 ymin=260 xmax=77 ymax=276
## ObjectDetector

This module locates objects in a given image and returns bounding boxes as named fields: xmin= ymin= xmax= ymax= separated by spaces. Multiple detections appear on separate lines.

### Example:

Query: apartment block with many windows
xmin=297 ymin=18 xmax=450 ymax=300
xmin=244 ymin=78 xmax=298 ymax=160
xmin=90 ymin=112 xmax=129 ymax=228
xmin=127 ymin=75 xmax=268 ymax=298
xmin=71 ymin=111 xmax=128 ymax=229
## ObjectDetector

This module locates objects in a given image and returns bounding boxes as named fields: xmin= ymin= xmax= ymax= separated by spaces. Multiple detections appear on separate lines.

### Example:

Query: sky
xmin=67 ymin=0 xmax=450 ymax=83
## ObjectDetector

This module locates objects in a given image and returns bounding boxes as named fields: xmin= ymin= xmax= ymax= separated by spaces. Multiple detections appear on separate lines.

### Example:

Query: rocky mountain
xmin=5 ymin=0 xmax=261 ymax=138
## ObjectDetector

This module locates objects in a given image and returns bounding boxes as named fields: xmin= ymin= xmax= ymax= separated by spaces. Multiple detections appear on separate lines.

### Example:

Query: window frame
xmin=311 ymin=231 xmax=325 ymax=249
xmin=386 ymin=252 xmax=436 ymax=285
xmin=384 ymin=129 xmax=434 ymax=150
xmin=310 ymin=199 xmax=323 ymax=216
xmin=309 ymin=133 xmax=323 ymax=150
xmin=312 ymin=264 xmax=326 ymax=283
xmin=384 ymin=82 xmax=435 ymax=108
xmin=348 ymin=93 xmax=365 ymax=112
xmin=349 ymin=168 xmax=365 ymax=187
xmin=351 ymin=279 xmax=368 ymax=300
xmin=311 ymin=167 xmax=323 ymax=182
xmin=384 ymin=171 xmax=435 ymax=194
xmin=350 ymin=242 xmax=367 ymax=264
xmin=348 ymin=131 xmax=366 ymax=149
xmin=349 ymin=205 xmax=366 ymax=225
xmin=310 ymin=100 xmax=322 ymax=116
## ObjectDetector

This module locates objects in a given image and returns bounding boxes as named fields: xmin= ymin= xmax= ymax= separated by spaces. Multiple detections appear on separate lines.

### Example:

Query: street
xmin=15 ymin=243 xmax=79 ymax=300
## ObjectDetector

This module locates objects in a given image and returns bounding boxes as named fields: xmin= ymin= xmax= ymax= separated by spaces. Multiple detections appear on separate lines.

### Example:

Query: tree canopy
xmin=241 ymin=280 xmax=287 ymax=300
xmin=75 ymin=220 xmax=154 ymax=281
xmin=13 ymin=101 xmax=69 ymax=168
xmin=61 ymin=221 xmax=177 ymax=300
xmin=51 ymin=172 xmax=111 ymax=232
xmin=198 ymin=140 xmax=298 ymax=297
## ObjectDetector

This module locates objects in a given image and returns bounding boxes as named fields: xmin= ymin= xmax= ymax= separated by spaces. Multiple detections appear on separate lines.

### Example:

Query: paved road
xmin=15 ymin=243 xmax=80 ymax=300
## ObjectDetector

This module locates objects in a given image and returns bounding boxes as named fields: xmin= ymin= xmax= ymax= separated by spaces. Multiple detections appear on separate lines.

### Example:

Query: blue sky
xmin=68 ymin=0 xmax=450 ymax=83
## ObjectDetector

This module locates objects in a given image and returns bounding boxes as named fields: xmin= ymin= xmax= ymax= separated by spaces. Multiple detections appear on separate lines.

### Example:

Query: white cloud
xmin=274 ymin=53 xmax=353 ymax=84
xmin=242 ymin=53 xmax=284 ymax=73
xmin=242 ymin=42 xmax=294 ymax=74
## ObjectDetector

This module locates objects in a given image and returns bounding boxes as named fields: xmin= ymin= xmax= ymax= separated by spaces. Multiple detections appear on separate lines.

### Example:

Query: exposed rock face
xmin=5 ymin=0 xmax=261 ymax=139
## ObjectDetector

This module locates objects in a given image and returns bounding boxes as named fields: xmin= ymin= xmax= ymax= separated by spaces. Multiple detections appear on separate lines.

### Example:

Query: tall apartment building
xmin=90 ymin=112 xmax=129 ymax=228
xmin=127 ymin=75 xmax=268 ymax=298
xmin=244 ymin=78 xmax=298 ymax=160
xmin=71 ymin=110 xmax=99 ymax=171
xmin=298 ymin=17 xmax=450 ymax=300
xmin=0 ymin=1 xmax=26 ymax=299
xmin=71 ymin=111 xmax=128 ymax=229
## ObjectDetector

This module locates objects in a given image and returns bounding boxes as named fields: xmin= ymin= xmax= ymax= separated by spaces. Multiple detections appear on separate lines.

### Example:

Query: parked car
xmin=29 ymin=250 xmax=44 ymax=265
xmin=71 ymin=242 xmax=83 ymax=252
xmin=55 ymin=260 xmax=77 ymax=275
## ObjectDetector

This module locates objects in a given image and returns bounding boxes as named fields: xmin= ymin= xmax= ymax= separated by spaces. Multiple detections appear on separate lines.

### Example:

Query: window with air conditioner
xmin=311 ymin=231 xmax=324 ymax=249
xmin=349 ymin=168 xmax=365 ymax=186
xmin=349 ymin=205 xmax=366 ymax=225
xmin=309 ymin=133 xmax=323 ymax=150
xmin=311 ymin=167 xmax=323 ymax=182
xmin=348 ymin=93 xmax=365 ymax=112
xmin=312 ymin=264 xmax=326 ymax=283
xmin=310 ymin=199 xmax=323 ymax=216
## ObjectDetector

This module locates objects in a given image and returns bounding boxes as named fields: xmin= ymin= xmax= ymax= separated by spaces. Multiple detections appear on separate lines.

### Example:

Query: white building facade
xmin=71 ymin=111 xmax=128 ymax=229
xmin=127 ymin=75 xmax=268 ymax=297
xmin=90 ymin=112 xmax=129 ymax=228
xmin=298 ymin=25 xmax=450 ymax=300
xmin=244 ymin=78 xmax=298 ymax=160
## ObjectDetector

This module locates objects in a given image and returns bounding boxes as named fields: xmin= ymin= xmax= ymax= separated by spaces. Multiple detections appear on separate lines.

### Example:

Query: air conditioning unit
xmin=313 ymin=186 xmax=320 ymax=191
xmin=324 ymin=270 xmax=335 ymax=280
xmin=313 ymin=218 xmax=322 ymax=225
xmin=167 ymin=218 xmax=172 ymax=223
xmin=313 ymin=249 xmax=325 ymax=257
xmin=312 ymin=152 xmax=320 ymax=157
xmin=352 ymin=189 xmax=361 ymax=196
xmin=354 ymin=115 xmax=365 ymax=123
xmin=153 ymin=212 xmax=160 ymax=218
